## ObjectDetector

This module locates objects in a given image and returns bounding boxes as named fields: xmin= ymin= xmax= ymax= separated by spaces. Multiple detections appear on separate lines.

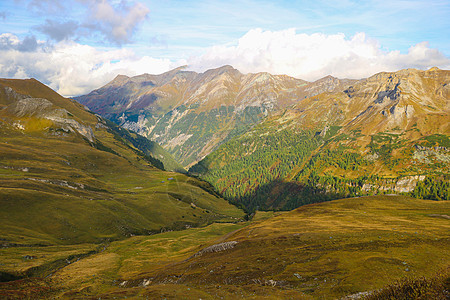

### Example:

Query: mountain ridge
xmin=75 ymin=65 xmax=354 ymax=166
xmin=189 ymin=67 xmax=449 ymax=210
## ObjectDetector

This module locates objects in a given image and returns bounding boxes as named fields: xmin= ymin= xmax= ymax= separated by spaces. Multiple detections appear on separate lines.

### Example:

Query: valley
xmin=1 ymin=0 xmax=449 ymax=298
xmin=79 ymin=66 xmax=449 ymax=211
xmin=0 ymin=78 xmax=244 ymax=297
xmin=0 ymin=67 xmax=449 ymax=299
xmin=1 ymin=195 xmax=448 ymax=299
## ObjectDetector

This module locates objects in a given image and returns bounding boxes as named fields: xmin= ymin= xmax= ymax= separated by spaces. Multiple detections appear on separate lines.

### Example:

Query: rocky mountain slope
xmin=190 ymin=67 xmax=449 ymax=210
xmin=0 ymin=78 xmax=184 ymax=172
xmin=0 ymin=78 xmax=243 ymax=249
xmin=76 ymin=66 xmax=353 ymax=167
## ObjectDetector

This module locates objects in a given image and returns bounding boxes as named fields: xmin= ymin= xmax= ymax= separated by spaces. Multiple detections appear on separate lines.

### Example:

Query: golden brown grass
xmin=110 ymin=195 xmax=449 ymax=299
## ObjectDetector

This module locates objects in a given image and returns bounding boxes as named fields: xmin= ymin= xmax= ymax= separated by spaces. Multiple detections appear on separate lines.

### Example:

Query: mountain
xmin=75 ymin=66 xmax=353 ymax=167
xmin=190 ymin=67 xmax=450 ymax=210
xmin=1 ymin=76 xmax=448 ymax=299
xmin=0 ymin=77 xmax=244 ymax=249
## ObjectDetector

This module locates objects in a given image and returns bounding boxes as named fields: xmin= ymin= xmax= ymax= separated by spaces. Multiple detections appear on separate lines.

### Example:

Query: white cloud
xmin=0 ymin=34 xmax=181 ymax=96
xmin=0 ymin=33 xmax=41 ymax=52
xmin=188 ymin=28 xmax=450 ymax=80
xmin=1 ymin=29 xmax=449 ymax=98
xmin=36 ymin=19 xmax=79 ymax=41
xmin=22 ymin=0 xmax=150 ymax=45
xmin=83 ymin=0 xmax=150 ymax=45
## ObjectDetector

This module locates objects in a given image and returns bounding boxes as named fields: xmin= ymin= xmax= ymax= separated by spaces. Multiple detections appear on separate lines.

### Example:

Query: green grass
xmin=95 ymin=195 xmax=448 ymax=299
xmin=0 ymin=127 xmax=244 ymax=298
xmin=422 ymin=134 xmax=450 ymax=148
xmin=0 ymin=84 xmax=244 ymax=289
xmin=0 ymin=100 xmax=243 ymax=242
xmin=1 ymin=194 xmax=448 ymax=299
xmin=20 ymin=223 xmax=249 ymax=298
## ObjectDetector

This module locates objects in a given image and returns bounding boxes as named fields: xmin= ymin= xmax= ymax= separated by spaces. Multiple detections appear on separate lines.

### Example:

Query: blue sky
xmin=0 ymin=0 xmax=449 ymax=96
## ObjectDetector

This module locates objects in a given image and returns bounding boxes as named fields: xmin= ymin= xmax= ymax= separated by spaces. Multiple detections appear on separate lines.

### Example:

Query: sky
xmin=0 ymin=0 xmax=449 ymax=96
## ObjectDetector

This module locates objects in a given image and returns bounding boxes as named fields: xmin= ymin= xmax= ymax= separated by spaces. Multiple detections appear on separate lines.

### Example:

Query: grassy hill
xmin=3 ymin=195 xmax=447 ymax=299
xmin=0 ymin=78 xmax=244 ymax=284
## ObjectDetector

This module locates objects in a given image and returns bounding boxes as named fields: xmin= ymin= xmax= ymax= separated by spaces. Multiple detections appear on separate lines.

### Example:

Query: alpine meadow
xmin=0 ymin=1 xmax=449 ymax=299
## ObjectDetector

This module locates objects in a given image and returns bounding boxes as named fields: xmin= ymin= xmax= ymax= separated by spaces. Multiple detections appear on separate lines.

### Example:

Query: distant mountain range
xmin=75 ymin=65 xmax=355 ymax=167
xmin=76 ymin=66 xmax=449 ymax=210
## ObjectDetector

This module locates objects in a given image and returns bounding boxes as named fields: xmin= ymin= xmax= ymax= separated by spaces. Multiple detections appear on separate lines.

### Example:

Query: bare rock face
xmin=75 ymin=66 xmax=352 ymax=166
xmin=6 ymin=98 xmax=54 ymax=117
xmin=394 ymin=175 xmax=426 ymax=193
xmin=1 ymin=95 xmax=95 ymax=142
xmin=194 ymin=241 xmax=238 ymax=257
xmin=0 ymin=86 xmax=29 ymax=104
xmin=46 ymin=115 xmax=95 ymax=143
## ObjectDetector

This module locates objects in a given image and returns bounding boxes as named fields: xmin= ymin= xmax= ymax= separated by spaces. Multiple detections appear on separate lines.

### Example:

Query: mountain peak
xmin=314 ymin=75 xmax=337 ymax=82
xmin=114 ymin=74 xmax=129 ymax=80
xmin=173 ymin=65 xmax=189 ymax=72
xmin=110 ymin=74 xmax=130 ymax=86
xmin=203 ymin=65 xmax=238 ymax=75
xmin=216 ymin=65 xmax=235 ymax=71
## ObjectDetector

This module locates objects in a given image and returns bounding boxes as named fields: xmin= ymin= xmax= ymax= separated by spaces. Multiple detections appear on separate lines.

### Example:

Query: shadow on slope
xmin=238 ymin=179 xmax=346 ymax=212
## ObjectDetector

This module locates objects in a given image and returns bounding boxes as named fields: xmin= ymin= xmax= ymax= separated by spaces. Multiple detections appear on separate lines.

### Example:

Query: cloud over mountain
xmin=0 ymin=29 xmax=449 ymax=97
xmin=189 ymin=29 xmax=450 ymax=80
xmin=0 ymin=34 xmax=178 ymax=96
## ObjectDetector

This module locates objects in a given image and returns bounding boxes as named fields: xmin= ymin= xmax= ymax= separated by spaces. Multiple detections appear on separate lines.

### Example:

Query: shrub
xmin=364 ymin=268 xmax=449 ymax=300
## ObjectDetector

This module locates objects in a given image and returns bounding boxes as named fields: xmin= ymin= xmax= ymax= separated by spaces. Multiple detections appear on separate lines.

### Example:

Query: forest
xmin=191 ymin=125 xmax=450 ymax=211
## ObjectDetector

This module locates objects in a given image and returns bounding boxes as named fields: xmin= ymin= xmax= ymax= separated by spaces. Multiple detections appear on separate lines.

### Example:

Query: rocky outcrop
xmin=394 ymin=175 xmax=426 ymax=193
xmin=6 ymin=98 xmax=54 ymax=117
xmin=193 ymin=241 xmax=238 ymax=257
xmin=2 ymin=97 xmax=95 ymax=142
xmin=361 ymin=176 xmax=426 ymax=193
xmin=413 ymin=145 xmax=450 ymax=164
xmin=46 ymin=115 xmax=95 ymax=143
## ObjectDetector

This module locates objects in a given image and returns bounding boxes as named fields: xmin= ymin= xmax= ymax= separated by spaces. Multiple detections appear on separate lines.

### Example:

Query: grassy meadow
xmin=2 ymin=195 xmax=447 ymax=299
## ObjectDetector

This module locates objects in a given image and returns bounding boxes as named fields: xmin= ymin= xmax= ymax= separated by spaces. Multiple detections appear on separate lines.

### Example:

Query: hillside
xmin=76 ymin=66 xmax=353 ymax=167
xmin=0 ymin=78 xmax=244 ymax=281
xmin=190 ymin=67 xmax=450 ymax=210
xmin=119 ymin=195 xmax=449 ymax=299
xmin=4 ymin=195 xmax=447 ymax=299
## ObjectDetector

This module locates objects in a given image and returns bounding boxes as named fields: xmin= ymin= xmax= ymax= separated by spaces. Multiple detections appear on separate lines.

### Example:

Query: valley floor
xmin=1 ymin=195 xmax=449 ymax=299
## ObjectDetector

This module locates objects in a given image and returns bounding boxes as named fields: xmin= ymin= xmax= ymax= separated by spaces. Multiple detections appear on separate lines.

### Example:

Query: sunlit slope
xmin=0 ymin=78 xmax=243 ymax=246
xmin=191 ymin=67 xmax=450 ymax=210
xmin=111 ymin=195 xmax=449 ymax=299
xmin=0 ymin=78 xmax=97 ymax=124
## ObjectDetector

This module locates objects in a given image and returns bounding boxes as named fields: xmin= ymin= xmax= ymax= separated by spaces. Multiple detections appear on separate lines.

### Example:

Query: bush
xmin=364 ymin=268 xmax=449 ymax=300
